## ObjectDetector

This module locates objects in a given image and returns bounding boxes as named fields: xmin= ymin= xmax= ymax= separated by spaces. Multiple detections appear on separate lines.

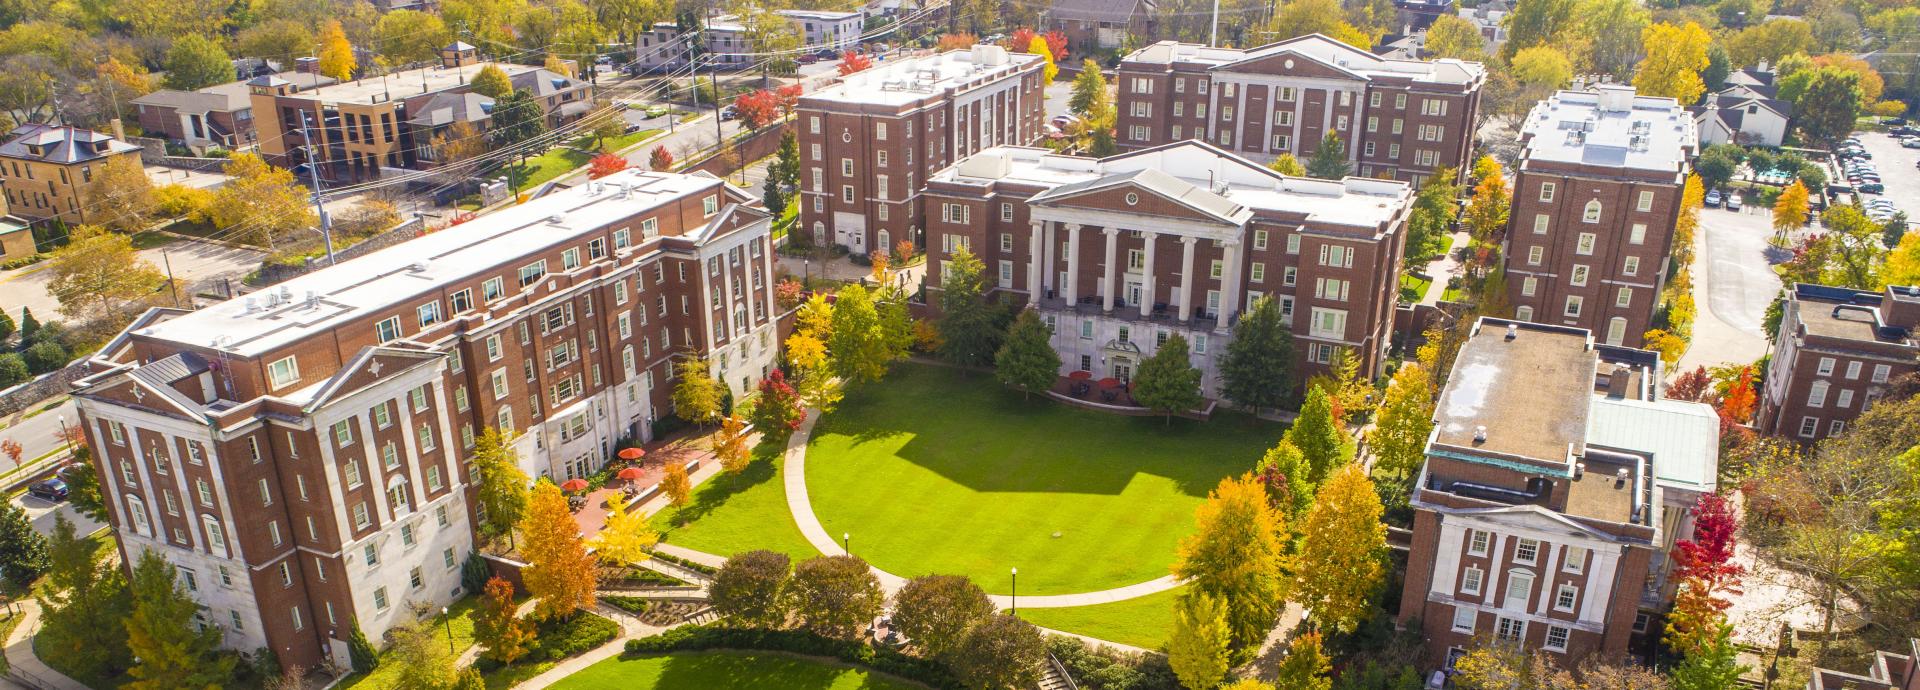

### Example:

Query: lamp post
xmin=441 ymin=606 xmax=454 ymax=654
xmin=842 ymin=532 xmax=850 ymax=555
xmin=1010 ymin=567 xmax=1018 ymax=614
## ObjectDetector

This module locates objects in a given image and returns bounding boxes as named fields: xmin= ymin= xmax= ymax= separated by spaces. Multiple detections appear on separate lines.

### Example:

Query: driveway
xmin=0 ymin=399 xmax=77 ymax=474
xmin=1675 ymin=201 xmax=1780 ymax=374
xmin=12 ymin=491 xmax=102 ymax=539
xmin=0 ymin=235 xmax=263 ymax=319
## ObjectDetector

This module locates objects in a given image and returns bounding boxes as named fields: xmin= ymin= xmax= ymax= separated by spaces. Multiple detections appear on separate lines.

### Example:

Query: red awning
xmin=1068 ymin=370 xmax=1093 ymax=380
xmin=1097 ymin=378 xmax=1121 ymax=389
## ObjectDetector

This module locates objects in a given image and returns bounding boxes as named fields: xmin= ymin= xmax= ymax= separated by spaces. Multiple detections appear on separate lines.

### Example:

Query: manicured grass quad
xmin=805 ymin=365 xmax=1280 ymax=595
xmin=654 ymin=444 xmax=819 ymax=561
xmin=1017 ymin=586 xmax=1185 ymax=651
xmin=551 ymin=651 xmax=918 ymax=690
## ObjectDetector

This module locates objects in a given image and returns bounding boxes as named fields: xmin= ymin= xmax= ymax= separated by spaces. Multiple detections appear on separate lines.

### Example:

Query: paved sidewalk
xmin=780 ymin=409 xmax=1185 ymax=609
xmin=1416 ymin=231 xmax=1469 ymax=306
xmin=3 ymin=599 xmax=90 ymax=690
xmin=513 ymin=604 xmax=678 ymax=690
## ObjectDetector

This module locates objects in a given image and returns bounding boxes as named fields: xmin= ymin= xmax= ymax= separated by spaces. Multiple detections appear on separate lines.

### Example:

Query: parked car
xmin=1725 ymin=194 xmax=1743 ymax=211
xmin=1861 ymin=181 xmax=1885 ymax=193
xmin=1704 ymin=189 xmax=1723 ymax=207
xmin=1902 ymin=138 xmax=1920 ymax=149
xmin=28 ymin=477 xmax=68 ymax=501
xmin=719 ymin=105 xmax=737 ymax=121
xmin=797 ymin=54 xmax=819 ymax=64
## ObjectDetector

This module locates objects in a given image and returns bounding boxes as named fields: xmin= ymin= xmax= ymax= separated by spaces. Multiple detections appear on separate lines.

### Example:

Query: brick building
xmin=1399 ymin=318 xmax=1718 ymax=670
xmin=0 ymin=124 xmax=144 ymax=224
xmin=922 ymin=140 xmax=1413 ymax=388
xmin=797 ymin=44 xmax=1046 ymax=255
xmin=251 ymin=49 xmax=591 ymax=181
xmin=132 ymin=81 xmax=259 ymax=152
xmin=1808 ymin=638 xmax=1920 ymax=690
xmin=1758 ymin=283 xmax=1919 ymax=441
xmin=70 ymin=169 xmax=781 ymax=671
xmin=1112 ymin=34 xmax=1485 ymax=185
xmin=1502 ymin=85 xmax=1696 ymax=348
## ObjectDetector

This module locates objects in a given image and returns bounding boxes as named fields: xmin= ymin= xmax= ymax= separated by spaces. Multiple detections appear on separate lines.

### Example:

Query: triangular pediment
xmin=1222 ymin=48 xmax=1366 ymax=81
xmin=305 ymin=346 xmax=445 ymax=411
xmin=1029 ymin=169 xmax=1250 ymax=226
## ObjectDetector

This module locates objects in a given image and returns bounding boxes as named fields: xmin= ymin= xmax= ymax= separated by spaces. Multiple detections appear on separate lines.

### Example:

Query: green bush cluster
xmin=529 ymin=613 xmax=620 ymax=662
xmin=1045 ymin=636 xmax=1180 ymax=690
xmin=623 ymin=624 xmax=962 ymax=689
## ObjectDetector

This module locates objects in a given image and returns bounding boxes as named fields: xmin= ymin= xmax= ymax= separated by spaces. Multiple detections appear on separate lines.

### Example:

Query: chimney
xmin=1606 ymin=363 xmax=1633 ymax=399
xmin=109 ymin=118 xmax=125 ymax=140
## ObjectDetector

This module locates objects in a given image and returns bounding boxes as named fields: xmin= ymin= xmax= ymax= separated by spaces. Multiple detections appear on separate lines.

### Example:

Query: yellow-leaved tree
xmin=318 ymin=20 xmax=356 ymax=82
xmin=713 ymin=414 xmax=751 ymax=473
xmin=1025 ymin=36 xmax=1056 ymax=86
xmin=519 ymin=480 xmax=597 ymax=620
xmin=1292 ymin=464 xmax=1388 ymax=633
xmin=1173 ymin=473 xmax=1288 ymax=659
xmin=592 ymin=494 xmax=658 ymax=567
xmin=1773 ymin=181 xmax=1809 ymax=243
xmin=1633 ymin=22 xmax=1711 ymax=104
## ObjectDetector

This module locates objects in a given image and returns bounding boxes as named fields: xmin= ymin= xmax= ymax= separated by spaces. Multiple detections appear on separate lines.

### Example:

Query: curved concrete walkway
xmin=780 ymin=409 xmax=1184 ymax=609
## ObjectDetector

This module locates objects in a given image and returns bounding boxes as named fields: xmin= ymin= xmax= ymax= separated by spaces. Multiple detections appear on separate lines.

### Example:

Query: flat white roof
xmin=1522 ymin=85 xmax=1697 ymax=173
xmin=777 ymin=9 xmax=862 ymax=20
xmin=276 ymin=62 xmax=541 ymax=106
xmin=140 ymin=170 xmax=734 ymax=357
xmin=806 ymin=46 xmax=1041 ymax=106
xmin=932 ymin=142 xmax=1410 ymax=229
xmin=1126 ymin=34 xmax=1485 ymax=87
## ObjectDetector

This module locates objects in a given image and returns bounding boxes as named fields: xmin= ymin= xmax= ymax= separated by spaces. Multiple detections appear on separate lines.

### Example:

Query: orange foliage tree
xmin=474 ymin=577 xmax=534 ymax=664
xmin=648 ymin=145 xmax=674 ymax=171
xmin=732 ymin=89 xmax=781 ymax=129
xmin=588 ymin=153 xmax=629 ymax=179
xmin=519 ymin=480 xmax=597 ymax=620
xmin=838 ymin=51 xmax=873 ymax=75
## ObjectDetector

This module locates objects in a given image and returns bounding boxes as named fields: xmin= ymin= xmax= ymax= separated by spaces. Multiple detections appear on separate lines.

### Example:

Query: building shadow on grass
xmin=809 ymin=364 xmax=1283 ymax=499
xmin=659 ymin=444 xmax=781 ymax=530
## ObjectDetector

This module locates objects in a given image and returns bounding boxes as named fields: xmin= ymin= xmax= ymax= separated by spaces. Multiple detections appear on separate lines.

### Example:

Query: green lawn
xmin=1398 ymin=274 xmax=1432 ymax=303
xmin=653 ymin=444 xmax=820 ymax=562
xmin=805 ymin=364 xmax=1281 ymax=595
xmin=506 ymin=148 xmax=592 ymax=190
xmin=1017 ymin=586 xmax=1183 ymax=651
xmin=336 ymin=596 xmax=486 ymax=690
xmin=551 ymin=651 xmax=920 ymax=690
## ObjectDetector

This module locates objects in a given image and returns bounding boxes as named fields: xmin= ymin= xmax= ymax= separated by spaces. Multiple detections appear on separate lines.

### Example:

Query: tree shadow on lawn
xmin=645 ymin=652 xmax=903 ymax=690
xmin=660 ymin=444 xmax=781 ymax=530
xmin=810 ymin=364 xmax=1284 ymax=499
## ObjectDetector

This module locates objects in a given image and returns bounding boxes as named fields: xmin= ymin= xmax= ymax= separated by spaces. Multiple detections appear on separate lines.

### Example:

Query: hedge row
xmin=624 ymin=624 xmax=962 ymax=689
xmin=532 ymin=612 xmax=621 ymax=662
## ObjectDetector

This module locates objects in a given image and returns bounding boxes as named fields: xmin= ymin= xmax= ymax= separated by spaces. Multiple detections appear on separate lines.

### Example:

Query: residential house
xmin=0 ymin=124 xmax=145 ymax=224
xmin=132 ymin=82 xmax=258 ymax=152
xmin=1047 ymin=0 xmax=1157 ymax=53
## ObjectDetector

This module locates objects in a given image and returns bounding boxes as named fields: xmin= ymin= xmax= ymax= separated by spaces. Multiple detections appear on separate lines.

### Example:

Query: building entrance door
xmin=1111 ymin=358 xmax=1134 ymax=383
xmin=1125 ymin=280 xmax=1143 ymax=308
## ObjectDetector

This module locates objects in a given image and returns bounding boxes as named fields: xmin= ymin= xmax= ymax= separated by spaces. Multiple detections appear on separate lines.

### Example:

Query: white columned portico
xmin=1027 ymin=221 xmax=1043 ymax=305
xmin=1216 ymin=240 xmax=1241 ymax=333
xmin=1178 ymin=236 xmax=1198 ymax=322
xmin=1042 ymin=221 xmax=1056 ymax=298
xmin=1138 ymin=231 xmax=1157 ymax=317
xmin=1064 ymin=223 xmax=1082 ymax=303
xmin=1101 ymin=227 xmax=1120 ymax=313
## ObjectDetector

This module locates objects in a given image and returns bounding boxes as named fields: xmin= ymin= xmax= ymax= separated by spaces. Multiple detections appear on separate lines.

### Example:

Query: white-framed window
xmin=376 ymin=316 xmax=401 ymax=342
xmin=1817 ymin=357 xmax=1836 ymax=376
xmin=1554 ymin=584 xmax=1578 ymax=612
xmin=1527 ymin=246 xmax=1543 ymax=266
xmin=1836 ymin=388 xmax=1855 ymax=409
xmin=1533 ymin=214 xmax=1549 ymax=234
xmin=1576 ymin=233 xmax=1596 ymax=255
xmin=1504 ymin=570 xmax=1534 ymax=610
xmin=1570 ymin=265 xmax=1589 ymax=287
xmin=1539 ymin=182 xmax=1555 ymax=202
xmin=1309 ymin=308 xmax=1347 ymax=339
xmin=1545 ymin=625 xmax=1570 ymax=652
xmin=1629 ymin=223 xmax=1647 ymax=245
xmin=1564 ymin=546 xmax=1588 ymax=574
xmin=267 ymin=356 xmax=299 ymax=389
xmin=1468 ymin=530 xmax=1490 ymax=556
xmin=1565 ymin=296 xmax=1584 ymax=317
xmin=1624 ymin=256 xmax=1640 ymax=276
xmin=1452 ymin=606 xmax=1477 ymax=633
xmin=1808 ymin=380 xmax=1829 ymax=407
xmin=1582 ymin=200 xmax=1602 ymax=223
xmin=1872 ymin=364 xmax=1892 ymax=383
xmin=1798 ymin=416 xmax=1819 ymax=438
xmin=1515 ymin=538 xmax=1540 ymax=565
xmin=1637 ymin=190 xmax=1655 ymax=212
xmin=374 ymin=586 xmax=390 ymax=610
xmin=1616 ymin=288 xmax=1633 ymax=308
xmin=1844 ymin=361 xmax=1863 ymax=379
xmin=1521 ymin=276 xmax=1537 ymax=297
xmin=1462 ymin=566 xmax=1484 ymax=595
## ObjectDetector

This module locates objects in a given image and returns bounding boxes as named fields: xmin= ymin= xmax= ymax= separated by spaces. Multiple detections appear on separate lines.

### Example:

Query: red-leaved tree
xmin=1667 ymin=491 xmax=1745 ymax=655
xmin=733 ymin=89 xmax=781 ymax=129
xmin=748 ymin=369 xmax=805 ymax=445
xmin=1666 ymin=366 xmax=1713 ymax=402
xmin=648 ymin=145 xmax=674 ymax=171
xmin=588 ymin=152 xmax=629 ymax=179
xmin=775 ymin=84 xmax=803 ymax=117
xmin=838 ymin=50 xmax=873 ymax=75
xmin=1007 ymin=28 xmax=1037 ymax=53
xmin=1719 ymin=366 xmax=1757 ymax=424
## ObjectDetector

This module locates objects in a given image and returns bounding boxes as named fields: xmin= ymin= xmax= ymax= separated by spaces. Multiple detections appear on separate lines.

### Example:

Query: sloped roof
xmin=1028 ymin=167 xmax=1254 ymax=225
xmin=0 ymin=124 xmax=141 ymax=164
xmin=407 ymin=91 xmax=495 ymax=126
xmin=1051 ymin=0 xmax=1153 ymax=23
xmin=509 ymin=68 xmax=586 ymax=97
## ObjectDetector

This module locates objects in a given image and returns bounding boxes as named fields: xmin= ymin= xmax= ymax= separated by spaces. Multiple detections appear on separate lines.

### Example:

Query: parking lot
xmin=1848 ymin=131 xmax=1920 ymax=222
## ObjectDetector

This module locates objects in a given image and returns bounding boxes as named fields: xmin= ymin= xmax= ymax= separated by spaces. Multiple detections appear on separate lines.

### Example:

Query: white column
xmin=1216 ymin=240 xmax=1241 ymax=333
xmin=1139 ymin=231 xmax=1157 ymax=317
xmin=1027 ymin=221 xmax=1043 ymax=305
xmin=1178 ymin=236 xmax=1198 ymax=322
xmin=1064 ymin=224 xmax=1082 ymax=304
xmin=1042 ymin=221 xmax=1056 ymax=298
xmin=1101 ymin=227 xmax=1120 ymax=313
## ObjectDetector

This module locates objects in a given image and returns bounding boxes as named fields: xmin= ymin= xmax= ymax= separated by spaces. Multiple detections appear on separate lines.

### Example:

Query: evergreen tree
xmin=125 ymin=550 xmax=235 ymax=689
xmin=937 ymin=247 xmax=1002 ymax=368
xmin=0 ymin=309 xmax=13 ymax=342
xmin=1306 ymin=133 xmax=1350 ymax=179
xmin=762 ymin=171 xmax=787 ymax=217
xmin=876 ymin=286 xmax=915 ymax=364
xmin=1132 ymin=333 xmax=1203 ymax=423
xmin=1067 ymin=59 xmax=1108 ymax=117
xmin=1283 ymin=387 xmax=1353 ymax=488
xmin=347 ymin=619 xmax=379 ymax=673
xmin=773 ymin=130 xmax=801 ymax=196
xmin=0 ymin=501 xmax=48 ymax=587
xmin=1174 ymin=474 xmax=1289 ymax=657
xmin=36 ymin=514 xmax=133 ymax=681
xmin=1167 ymin=591 xmax=1231 ymax=690
xmin=1219 ymin=296 xmax=1294 ymax=415
xmin=491 ymin=90 xmax=549 ymax=147
xmin=995 ymin=309 xmax=1060 ymax=399
xmin=20 ymin=307 xmax=40 ymax=343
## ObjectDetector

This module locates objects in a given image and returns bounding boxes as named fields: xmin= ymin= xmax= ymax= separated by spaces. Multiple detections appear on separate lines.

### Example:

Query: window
xmin=1283 ymin=267 xmax=1297 ymax=286
xmin=1496 ymin=616 xmax=1525 ymax=642
xmin=1452 ymin=606 xmax=1477 ymax=633
xmin=374 ymin=587 xmax=389 ymax=610
xmin=1808 ymin=380 xmax=1829 ymax=407
xmin=1533 ymin=214 xmax=1549 ymax=234
xmin=1309 ymin=308 xmax=1347 ymax=339
xmin=1468 ymin=530 xmax=1490 ymax=556
xmin=1624 ymin=256 xmax=1640 ymax=276
xmin=1554 ymin=584 xmax=1578 ymax=611
xmin=1253 ymin=230 xmax=1268 ymax=250
xmin=1545 ymin=626 xmax=1570 ymax=652
xmin=1629 ymin=223 xmax=1647 ymax=245
xmin=518 ymin=261 xmax=546 ymax=287
xmin=1539 ymin=182 xmax=1556 ymax=202
xmin=482 ymin=277 xmax=504 ymax=301
xmin=1521 ymin=276 xmax=1537 ymax=296
xmin=1462 ymin=566 xmax=1484 ymax=595
xmin=332 ymin=420 xmax=354 ymax=447
xmin=1844 ymin=361 xmax=1863 ymax=379
xmin=267 ymin=356 xmax=299 ymax=389
xmin=1817 ymin=357 xmax=1836 ymax=376
xmin=1565 ymin=296 xmax=1583 ymax=317
xmin=702 ymin=195 xmax=718 ymax=216
xmin=1799 ymin=416 xmax=1819 ymax=438
xmin=353 ymin=502 xmax=370 ymax=529
xmin=1504 ymin=570 xmax=1534 ymax=610
xmin=417 ymin=301 xmax=441 ymax=327
xmin=1872 ymin=364 xmax=1892 ymax=383
xmin=1570 ymin=265 xmax=1589 ymax=287
xmin=1516 ymin=538 xmax=1540 ymax=564
xmin=1527 ymin=246 xmax=1543 ymax=266
xmin=1576 ymin=233 xmax=1596 ymax=255
xmin=376 ymin=316 xmax=401 ymax=341
xmin=1250 ymin=263 xmax=1265 ymax=283
xmin=1582 ymin=200 xmax=1602 ymax=223
xmin=196 ymin=479 xmax=213 ymax=507
xmin=1637 ymin=190 xmax=1655 ymax=212
xmin=1616 ymin=288 xmax=1633 ymax=308
xmin=1286 ymin=234 xmax=1300 ymax=254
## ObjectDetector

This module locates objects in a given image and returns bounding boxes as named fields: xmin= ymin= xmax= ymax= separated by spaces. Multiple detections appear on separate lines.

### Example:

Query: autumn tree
xmin=829 ymin=285 xmax=892 ymax=385
xmin=672 ymin=357 xmax=725 ymax=426
xmin=471 ymin=65 xmax=513 ymax=98
xmin=587 ymin=152 xmax=629 ymax=179
xmin=45 ymin=226 xmax=167 ymax=325
xmin=317 ymin=20 xmax=356 ymax=82
xmin=591 ymin=493 xmax=658 ymax=567
xmin=1634 ymin=22 xmax=1711 ymax=103
xmin=1463 ymin=156 xmax=1509 ymax=243
xmin=1025 ymin=35 xmax=1058 ymax=85
xmin=520 ymin=480 xmax=597 ymax=620
xmin=1272 ymin=632 xmax=1333 ymax=690
xmin=1068 ymin=59 xmax=1109 ymax=117
xmin=938 ymin=247 xmax=1003 ymax=368
xmin=1423 ymin=14 xmax=1486 ymax=60
xmin=661 ymin=461 xmax=690 ymax=506
xmin=208 ymin=153 xmax=316 ymax=251
xmin=1670 ymin=623 xmax=1747 ymax=690
xmin=891 ymin=575 xmax=995 ymax=660
xmin=83 ymin=153 xmax=155 ymax=232
xmin=713 ymin=415 xmax=751 ymax=473
xmin=375 ymin=10 xmax=451 ymax=65
xmin=648 ymin=145 xmax=674 ymax=171
xmin=995 ymin=309 xmax=1060 ymax=399
xmin=732 ymin=89 xmax=780 ymax=129
xmin=1133 ymin=333 xmax=1203 ymax=423
xmin=1368 ymin=362 xmax=1435 ymax=484
xmin=162 ymin=35 xmax=231 ymax=91
xmin=1306 ymin=132 xmax=1349 ymax=179
xmin=1173 ymin=473 xmax=1289 ymax=657
xmin=1293 ymin=464 xmax=1387 ymax=633
xmin=1268 ymin=153 xmax=1307 ymax=176
xmin=389 ymin=622 xmax=459 ymax=689
xmin=473 ymin=427 xmax=530 ymax=547
xmin=1168 ymin=591 xmax=1231 ymax=690
xmin=1284 ymin=386 xmax=1354 ymax=488
xmin=125 ymin=549 xmax=234 ymax=689
xmin=748 ymin=370 xmax=804 ymax=446
xmin=789 ymin=555 xmax=884 ymax=638
xmin=1500 ymin=0 xmax=1576 ymax=61
xmin=838 ymin=51 xmax=873 ymax=75
xmin=474 ymin=577 xmax=533 ymax=665
xmin=711 ymin=550 xmax=792 ymax=628
xmin=1666 ymin=492 xmax=1743 ymax=656
xmin=1772 ymin=181 xmax=1809 ymax=243
xmin=1219 ymin=295 xmax=1295 ymax=415
xmin=1258 ymin=440 xmax=1315 ymax=518
xmin=949 ymin=614 xmax=1046 ymax=690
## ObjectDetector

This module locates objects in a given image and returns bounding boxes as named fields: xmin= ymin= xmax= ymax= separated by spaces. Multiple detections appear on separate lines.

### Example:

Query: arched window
xmin=1583 ymin=200 xmax=1603 ymax=223
xmin=201 ymin=515 xmax=228 ymax=558
xmin=1516 ymin=306 xmax=1535 ymax=322
xmin=386 ymin=476 xmax=413 ymax=515
xmin=812 ymin=222 xmax=827 ymax=246
xmin=124 ymin=495 xmax=151 ymax=537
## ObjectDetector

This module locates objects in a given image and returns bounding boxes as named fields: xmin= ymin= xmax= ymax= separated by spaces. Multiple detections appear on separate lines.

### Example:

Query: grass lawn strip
xmin=805 ymin=364 xmax=1279 ymax=595
xmin=1017 ymin=585 xmax=1183 ymax=651
xmin=652 ymin=443 xmax=820 ymax=561
xmin=335 ymin=596 xmax=485 ymax=689
xmin=550 ymin=650 xmax=922 ymax=690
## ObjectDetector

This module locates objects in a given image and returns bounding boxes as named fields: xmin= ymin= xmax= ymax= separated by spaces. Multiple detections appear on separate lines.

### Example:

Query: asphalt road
xmin=1677 ymin=201 xmax=1779 ymax=373
xmin=0 ymin=400 xmax=77 ymax=471
xmin=13 ymin=490 xmax=103 ymax=539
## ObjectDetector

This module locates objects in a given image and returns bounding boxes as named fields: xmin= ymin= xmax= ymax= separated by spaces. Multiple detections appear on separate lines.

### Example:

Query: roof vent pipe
xmin=1505 ymin=323 xmax=1518 ymax=340
xmin=1473 ymin=426 xmax=1488 ymax=444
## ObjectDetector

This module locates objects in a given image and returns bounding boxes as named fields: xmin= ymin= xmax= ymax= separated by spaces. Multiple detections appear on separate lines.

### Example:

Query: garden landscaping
xmin=653 ymin=444 xmax=818 ymax=561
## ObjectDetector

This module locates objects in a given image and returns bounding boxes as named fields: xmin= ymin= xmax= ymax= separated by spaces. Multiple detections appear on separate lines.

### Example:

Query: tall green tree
xmin=710 ymin=550 xmax=792 ymax=628
xmin=1283 ymin=387 xmax=1354 ymax=488
xmin=828 ymin=285 xmax=891 ymax=385
xmin=1305 ymin=133 xmax=1350 ymax=179
xmin=374 ymin=9 xmax=451 ymax=65
xmin=491 ymin=90 xmax=548 ymax=147
xmin=937 ymin=247 xmax=1002 ymax=367
xmin=1790 ymin=67 xmax=1864 ymax=145
xmin=1501 ymin=0 xmax=1577 ymax=61
xmin=1366 ymin=362 xmax=1435 ymax=483
xmin=789 ymin=555 xmax=884 ymax=639
xmin=1067 ymin=59 xmax=1108 ymax=117
xmin=891 ymin=575 xmax=995 ymax=661
xmin=1404 ymin=168 xmax=1459 ymax=266
xmin=35 ymin=513 xmax=133 ymax=682
xmin=472 ymin=427 xmax=530 ymax=548
xmin=1257 ymin=440 xmax=1315 ymax=518
xmin=995 ymin=309 xmax=1060 ymax=399
xmin=1131 ymin=333 xmax=1203 ymax=423
xmin=0 ymin=500 xmax=48 ymax=587
xmin=1669 ymin=623 xmax=1748 ymax=690
xmin=949 ymin=615 xmax=1045 ymax=690
xmin=1291 ymin=465 xmax=1388 ymax=633
xmin=1578 ymin=0 xmax=1650 ymax=78
xmin=125 ymin=549 xmax=235 ymax=689
xmin=162 ymin=35 xmax=231 ymax=91
xmin=1173 ymin=474 xmax=1289 ymax=657
xmin=1219 ymin=296 xmax=1295 ymax=416
xmin=1167 ymin=591 xmax=1231 ymax=690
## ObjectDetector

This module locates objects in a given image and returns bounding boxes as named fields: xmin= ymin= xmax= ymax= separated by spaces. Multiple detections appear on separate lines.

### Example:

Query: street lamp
xmin=1010 ymin=567 xmax=1018 ymax=614
xmin=842 ymin=532 xmax=850 ymax=555
xmin=441 ymin=606 xmax=454 ymax=654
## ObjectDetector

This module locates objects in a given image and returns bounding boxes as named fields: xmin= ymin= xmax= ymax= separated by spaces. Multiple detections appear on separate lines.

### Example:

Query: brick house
xmin=1399 ymin=318 xmax=1718 ymax=670
xmin=1502 ymin=85 xmax=1696 ymax=348
xmin=1113 ymin=34 xmax=1485 ymax=186
xmin=1758 ymin=283 xmax=1919 ymax=441
xmin=0 ymin=124 xmax=144 ymax=224
xmin=71 ymin=169 xmax=781 ymax=672
xmin=1046 ymin=0 xmax=1157 ymax=53
xmin=922 ymin=140 xmax=1413 ymax=386
xmin=131 ymin=81 xmax=258 ymax=152
xmin=796 ymin=44 xmax=1046 ymax=256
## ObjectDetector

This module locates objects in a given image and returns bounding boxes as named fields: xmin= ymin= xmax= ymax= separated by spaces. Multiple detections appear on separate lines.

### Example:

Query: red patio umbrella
xmin=617 ymin=467 xmax=646 ymax=481
xmin=1067 ymin=370 xmax=1093 ymax=380
xmin=618 ymin=447 xmax=646 ymax=461
xmin=560 ymin=478 xmax=590 ymax=492
xmin=1096 ymin=377 xmax=1121 ymax=389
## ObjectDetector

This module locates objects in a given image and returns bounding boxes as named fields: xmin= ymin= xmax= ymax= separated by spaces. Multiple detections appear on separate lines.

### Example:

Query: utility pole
xmin=1209 ymin=0 xmax=1220 ymax=47
xmin=162 ymin=250 xmax=181 ymax=307
xmin=298 ymin=111 xmax=337 ymax=265
xmin=708 ymin=5 xmax=725 ymax=149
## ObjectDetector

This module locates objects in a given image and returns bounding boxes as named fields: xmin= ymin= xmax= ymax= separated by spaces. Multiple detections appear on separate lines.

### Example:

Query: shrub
xmin=604 ymin=596 xmax=652 ymax=615
xmin=529 ymin=613 xmax=619 ymax=661
xmin=1047 ymin=636 xmax=1180 ymax=690
xmin=0 ymin=354 xmax=27 ymax=387
xmin=624 ymin=625 xmax=963 ymax=689
xmin=22 ymin=341 xmax=69 ymax=374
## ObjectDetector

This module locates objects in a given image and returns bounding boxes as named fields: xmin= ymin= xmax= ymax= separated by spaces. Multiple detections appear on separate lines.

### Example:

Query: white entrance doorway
xmin=833 ymin=211 xmax=866 ymax=253
xmin=1125 ymin=279 xmax=1144 ymax=308
xmin=1110 ymin=357 xmax=1135 ymax=383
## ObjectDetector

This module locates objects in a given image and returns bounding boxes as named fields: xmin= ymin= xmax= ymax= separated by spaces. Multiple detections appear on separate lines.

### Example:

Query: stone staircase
xmin=683 ymin=606 xmax=721 ymax=625
xmin=1038 ymin=653 xmax=1078 ymax=690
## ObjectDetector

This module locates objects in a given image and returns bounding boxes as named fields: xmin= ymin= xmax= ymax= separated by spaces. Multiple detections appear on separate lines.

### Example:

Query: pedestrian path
xmin=779 ymin=409 xmax=1185 ymax=609
xmin=511 ymin=602 xmax=679 ymax=690
xmin=3 ymin=599 xmax=91 ymax=690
